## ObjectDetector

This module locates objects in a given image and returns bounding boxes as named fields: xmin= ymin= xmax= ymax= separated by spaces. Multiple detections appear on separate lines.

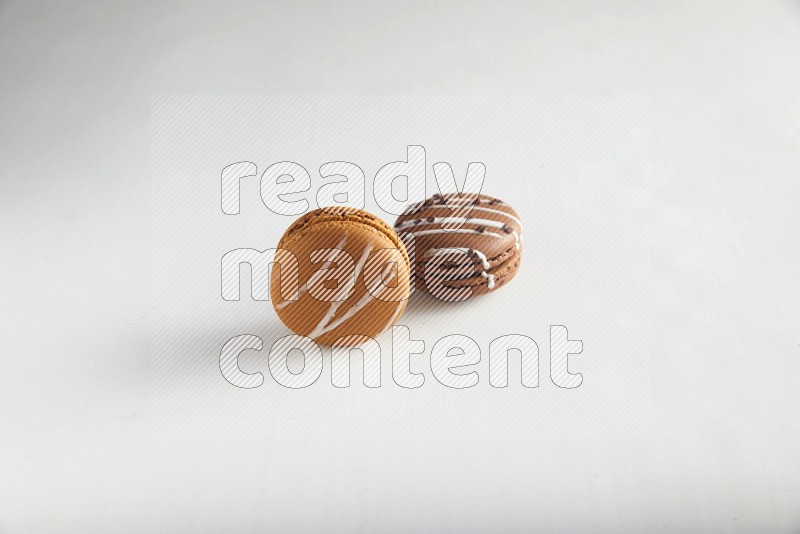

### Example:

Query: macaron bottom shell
xmin=416 ymin=245 xmax=522 ymax=298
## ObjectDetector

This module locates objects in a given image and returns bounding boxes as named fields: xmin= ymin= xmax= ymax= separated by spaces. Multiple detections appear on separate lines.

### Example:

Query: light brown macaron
xmin=271 ymin=207 xmax=411 ymax=346
xmin=394 ymin=193 xmax=523 ymax=299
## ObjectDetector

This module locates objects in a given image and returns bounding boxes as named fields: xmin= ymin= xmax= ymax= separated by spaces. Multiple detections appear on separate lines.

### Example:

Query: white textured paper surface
xmin=1 ymin=1 xmax=799 ymax=532
xmin=151 ymin=95 xmax=651 ymax=439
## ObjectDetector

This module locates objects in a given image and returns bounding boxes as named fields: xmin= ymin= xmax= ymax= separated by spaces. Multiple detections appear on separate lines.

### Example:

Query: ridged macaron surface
xmin=271 ymin=207 xmax=411 ymax=346
xmin=394 ymin=193 xmax=523 ymax=298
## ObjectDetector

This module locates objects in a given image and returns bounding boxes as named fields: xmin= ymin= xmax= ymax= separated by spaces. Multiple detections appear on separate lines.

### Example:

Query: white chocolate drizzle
xmin=307 ymin=247 xmax=404 ymax=340
xmin=401 ymin=196 xmax=503 ymax=215
xmin=410 ymin=228 xmax=504 ymax=239
xmin=275 ymin=236 xmax=348 ymax=310
xmin=396 ymin=217 xmax=521 ymax=250
xmin=306 ymin=243 xmax=372 ymax=339
xmin=403 ymin=202 xmax=523 ymax=228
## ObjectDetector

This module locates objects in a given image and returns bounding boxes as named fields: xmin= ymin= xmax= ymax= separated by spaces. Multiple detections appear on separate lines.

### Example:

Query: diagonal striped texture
xmin=221 ymin=161 xmax=258 ymax=215
xmin=318 ymin=161 xmax=366 ymax=210
xmin=221 ymin=247 xmax=299 ymax=301
xmin=306 ymin=246 xmax=355 ymax=303
xmin=424 ymin=248 xmax=475 ymax=302
xmin=151 ymin=95 xmax=651 ymax=439
xmin=429 ymin=334 xmax=481 ymax=388
xmin=373 ymin=145 xmax=427 ymax=216
xmin=219 ymin=334 xmax=265 ymax=389
xmin=331 ymin=335 xmax=382 ymax=388
xmin=259 ymin=161 xmax=313 ymax=216
xmin=549 ymin=325 xmax=584 ymax=388
xmin=488 ymin=334 xmax=540 ymax=388
xmin=268 ymin=335 xmax=324 ymax=389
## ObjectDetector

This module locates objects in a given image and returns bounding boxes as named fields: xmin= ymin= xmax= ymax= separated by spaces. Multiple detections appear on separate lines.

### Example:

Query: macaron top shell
xmin=271 ymin=207 xmax=411 ymax=346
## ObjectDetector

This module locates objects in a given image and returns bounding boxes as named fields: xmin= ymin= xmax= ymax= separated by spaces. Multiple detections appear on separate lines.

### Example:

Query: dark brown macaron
xmin=394 ymin=193 xmax=522 ymax=299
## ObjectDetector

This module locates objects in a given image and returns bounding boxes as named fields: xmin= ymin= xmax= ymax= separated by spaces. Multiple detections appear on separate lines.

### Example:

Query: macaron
xmin=394 ymin=193 xmax=522 ymax=299
xmin=271 ymin=207 xmax=412 ymax=346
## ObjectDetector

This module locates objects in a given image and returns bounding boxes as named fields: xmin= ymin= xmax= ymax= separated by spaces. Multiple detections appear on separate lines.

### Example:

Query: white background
xmin=151 ymin=94 xmax=651 ymax=441
xmin=1 ymin=1 xmax=799 ymax=532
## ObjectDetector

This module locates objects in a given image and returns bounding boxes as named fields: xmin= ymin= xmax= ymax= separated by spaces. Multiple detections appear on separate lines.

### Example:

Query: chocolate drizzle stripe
xmin=455 ymin=205 xmax=522 ymax=227
xmin=401 ymin=197 xmax=508 ymax=216
xmin=396 ymin=217 xmax=522 ymax=249
xmin=396 ymin=216 xmax=516 ymax=232
xmin=409 ymin=228 xmax=505 ymax=240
